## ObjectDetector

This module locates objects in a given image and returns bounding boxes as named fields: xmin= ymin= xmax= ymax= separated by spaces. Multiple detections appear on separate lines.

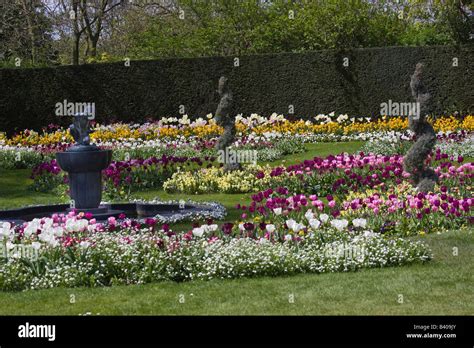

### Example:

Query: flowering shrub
xmin=0 ymin=212 xmax=431 ymax=291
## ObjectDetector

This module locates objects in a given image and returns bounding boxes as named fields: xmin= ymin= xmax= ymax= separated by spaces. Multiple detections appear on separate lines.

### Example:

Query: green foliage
xmin=404 ymin=0 xmax=474 ymax=45
xmin=124 ymin=0 xmax=473 ymax=60
xmin=1 ymin=0 xmax=472 ymax=67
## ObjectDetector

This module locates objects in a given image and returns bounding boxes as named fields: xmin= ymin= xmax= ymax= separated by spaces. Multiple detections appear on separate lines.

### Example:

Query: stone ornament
xmin=403 ymin=63 xmax=438 ymax=192
xmin=69 ymin=113 xmax=92 ymax=146
xmin=214 ymin=76 xmax=240 ymax=171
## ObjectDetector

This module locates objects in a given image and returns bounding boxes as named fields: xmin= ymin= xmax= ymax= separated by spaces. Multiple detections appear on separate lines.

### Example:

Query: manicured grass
xmin=266 ymin=141 xmax=364 ymax=167
xmin=0 ymin=169 xmax=62 ymax=209
xmin=0 ymin=229 xmax=472 ymax=315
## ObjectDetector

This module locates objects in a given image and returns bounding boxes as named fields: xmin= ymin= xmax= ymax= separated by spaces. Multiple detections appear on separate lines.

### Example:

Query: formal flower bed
xmin=236 ymin=183 xmax=473 ymax=237
xmin=30 ymin=149 xmax=473 ymax=205
xmin=2 ymin=113 xmax=472 ymax=148
xmin=0 ymin=133 xmax=306 ymax=170
xmin=163 ymin=165 xmax=272 ymax=194
xmin=0 ymin=212 xmax=431 ymax=291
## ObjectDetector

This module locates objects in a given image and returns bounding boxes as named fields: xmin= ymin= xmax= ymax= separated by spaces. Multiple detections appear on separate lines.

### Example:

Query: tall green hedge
xmin=0 ymin=45 xmax=472 ymax=134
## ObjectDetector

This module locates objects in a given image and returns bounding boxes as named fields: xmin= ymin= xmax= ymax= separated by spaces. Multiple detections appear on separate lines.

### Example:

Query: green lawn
xmin=0 ymin=139 xmax=472 ymax=315
xmin=266 ymin=141 xmax=365 ymax=167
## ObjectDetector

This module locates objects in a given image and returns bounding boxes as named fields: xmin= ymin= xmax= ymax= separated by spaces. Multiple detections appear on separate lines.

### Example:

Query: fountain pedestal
xmin=56 ymin=146 xmax=112 ymax=210
xmin=54 ymin=112 xmax=123 ymax=218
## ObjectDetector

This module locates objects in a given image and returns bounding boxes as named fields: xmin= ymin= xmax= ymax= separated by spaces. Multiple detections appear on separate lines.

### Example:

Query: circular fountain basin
xmin=0 ymin=201 xmax=226 ymax=225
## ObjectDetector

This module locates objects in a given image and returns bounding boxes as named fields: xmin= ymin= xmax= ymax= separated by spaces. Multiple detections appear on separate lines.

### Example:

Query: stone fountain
xmin=55 ymin=112 xmax=121 ymax=218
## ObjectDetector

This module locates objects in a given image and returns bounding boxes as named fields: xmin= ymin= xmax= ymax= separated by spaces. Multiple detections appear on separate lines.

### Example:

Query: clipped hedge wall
xmin=0 ymin=45 xmax=472 ymax=134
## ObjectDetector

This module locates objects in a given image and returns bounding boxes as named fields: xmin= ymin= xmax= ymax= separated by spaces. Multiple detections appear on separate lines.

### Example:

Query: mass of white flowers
xmin=361 ymin=131 xmax=474 ymax=157
xmin=0 ymin=218 xmax=431 ymax=291
xmin=436 ymin=134 xmax=474 ymax=158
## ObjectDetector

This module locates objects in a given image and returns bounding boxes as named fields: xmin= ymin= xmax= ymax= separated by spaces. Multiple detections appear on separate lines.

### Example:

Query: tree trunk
xmin=71 ymin=0 xmax=81 ymax=65
xmin=90 ymin=36 xmax=99 ymax=58
xmin=20 ymin=0 xmax=36 ymax=65
xmin=73 ymin=33 xmax=80 ymax=65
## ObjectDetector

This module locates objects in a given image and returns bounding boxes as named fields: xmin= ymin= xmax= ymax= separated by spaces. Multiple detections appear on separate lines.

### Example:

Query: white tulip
xmin=42 ymin=218 xmax=53 ymax=230
xmin=309 ymin=219 xmax=321 ymax=229
xmin=207 ymin=224 xmax=218 ymax=232
xmin=285 ymin=219 xmax=296 ymax=230
xmin=0 ymin=222 xmax=12 ymax=239
xmin=319 ymin=214 xmax=329 ymax=223
xmin=79 ymin=241 xmax=90 ymax=248
xmin=330 ymin=219 xmax=349 ymax=232
xmin=291 ymin=223 xmax=304 ymax=233
xmin=352 ymin=218 xmax=367 ymax=228
xmin=266 ymin=224 xmax=276 ymax=233
xmin=363 ymin=230 xmax=376 ymax=238
xmin=304 ymin=210 xmax=314 ymax=221
xmin=192 ymin=227 xmax=205 ymax=238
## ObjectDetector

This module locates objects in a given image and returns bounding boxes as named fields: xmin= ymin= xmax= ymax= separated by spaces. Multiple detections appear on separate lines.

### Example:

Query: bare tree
xmin=91 ymin=0 xmax=177 ymax=60
xmin=57 ymin=0 xmax=88 ymax=65
xmin=79 ymin=0 xmax=125 ymax=59
xmin=19 ymin=0 xmax=38 ymax=64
